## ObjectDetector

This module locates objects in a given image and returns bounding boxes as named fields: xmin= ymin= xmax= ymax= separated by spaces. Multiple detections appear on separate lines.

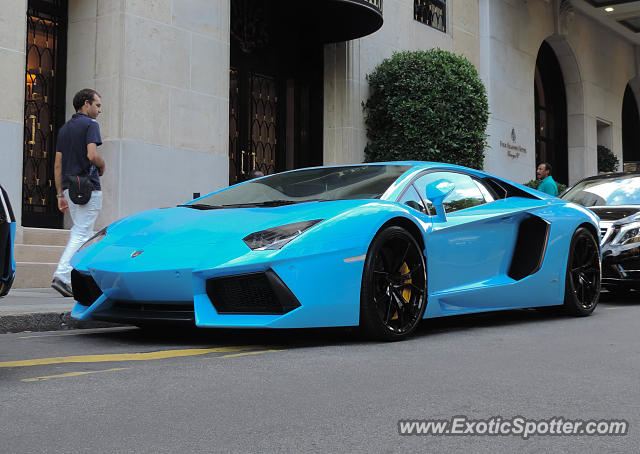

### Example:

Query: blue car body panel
xmin=70 ymin=162 xmax=599 ymax=327
xmin=1 ymin=185 xmax=16 ymax=297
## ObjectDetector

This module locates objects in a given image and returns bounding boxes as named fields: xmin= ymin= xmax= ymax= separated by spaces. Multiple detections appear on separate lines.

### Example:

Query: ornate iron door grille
xmin=249 ymin=73 xmax=278 ymax=177
xmin=229 ymin=68 xmax=240 ymax=184
xmin=229 ymin=69 xmax=279 ymax=184
xmin=414 ymin=0 xmax=446 ymax=33
xmin=22 ymin=0 xmax=68 ymax=228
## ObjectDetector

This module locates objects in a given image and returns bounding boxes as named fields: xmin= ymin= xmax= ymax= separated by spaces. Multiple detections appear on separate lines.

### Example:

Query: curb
xmin=0 ymin=312 xmax=120 ymax=334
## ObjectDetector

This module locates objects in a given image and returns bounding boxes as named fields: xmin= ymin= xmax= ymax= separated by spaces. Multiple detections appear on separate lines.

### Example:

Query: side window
xmin=474 ymin=180 xmax=495 ymax=203
xmin=398 ymin=184 xmax=428 ymax=214
xmin=413 ymin=171 xmax=487 ymax=214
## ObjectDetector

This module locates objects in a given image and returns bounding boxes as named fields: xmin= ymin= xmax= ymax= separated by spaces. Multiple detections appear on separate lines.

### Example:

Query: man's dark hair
xmin=540 ymin=162 xmax=552 ymax=172
xmin=73 ymin=88 xmax=100 ymax=112
xmin=248 ymin=170 xmax=264 ymax=179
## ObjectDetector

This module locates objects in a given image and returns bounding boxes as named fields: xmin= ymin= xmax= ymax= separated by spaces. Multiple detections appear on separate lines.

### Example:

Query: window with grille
xmin=414 ymin=0 xmax=446 ymax=33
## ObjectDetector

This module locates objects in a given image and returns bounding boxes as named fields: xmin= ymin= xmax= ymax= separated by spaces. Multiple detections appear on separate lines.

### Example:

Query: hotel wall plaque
xmin=500 ymin=128 xmax=527 ymax=159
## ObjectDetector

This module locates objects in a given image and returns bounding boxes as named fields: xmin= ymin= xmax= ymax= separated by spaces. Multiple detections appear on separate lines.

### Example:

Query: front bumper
xmin=601 ymin=243 xmax=640 ymax=289
xmin=70 ymin=245 xmax=366 ymax=328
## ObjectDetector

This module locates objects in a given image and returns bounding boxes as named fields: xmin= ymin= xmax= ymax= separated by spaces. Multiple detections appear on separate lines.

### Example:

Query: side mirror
xmin=425 ymin=179 xmax=455 ymax=221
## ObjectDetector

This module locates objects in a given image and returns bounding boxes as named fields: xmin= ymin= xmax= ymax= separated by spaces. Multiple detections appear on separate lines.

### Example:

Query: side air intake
xmin=508 ymin=214 xmax=550 ymax=281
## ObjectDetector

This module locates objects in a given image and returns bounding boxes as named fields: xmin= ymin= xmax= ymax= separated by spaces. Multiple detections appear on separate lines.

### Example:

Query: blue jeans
xmin=53 ymin=190 xmax=102 ymax=284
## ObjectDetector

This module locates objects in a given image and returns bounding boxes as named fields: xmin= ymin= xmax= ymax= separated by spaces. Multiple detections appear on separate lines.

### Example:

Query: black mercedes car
xmin=561 ymin=172 xmax=640 ymax=292
xmin=1 ymin=184 xmax=16 ymax=297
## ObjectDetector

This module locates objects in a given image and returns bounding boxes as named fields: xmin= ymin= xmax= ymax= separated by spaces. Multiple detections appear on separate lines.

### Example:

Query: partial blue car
xmin=0 ymin=184 xmax=16 ymax=298
xmin=70 ymin=162 xmax=602 ymax=340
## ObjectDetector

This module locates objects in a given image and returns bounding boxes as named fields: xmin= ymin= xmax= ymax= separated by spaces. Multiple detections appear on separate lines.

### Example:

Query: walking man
xmin=536 ymin=162 xmax=558 ymax=196
xmin=51 ymin=89 xmax=105 ymax=297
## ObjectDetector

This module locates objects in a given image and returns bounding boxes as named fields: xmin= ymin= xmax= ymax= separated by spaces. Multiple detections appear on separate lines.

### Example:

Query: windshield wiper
xmin=177 ymin=203 xmax=223 ymax=210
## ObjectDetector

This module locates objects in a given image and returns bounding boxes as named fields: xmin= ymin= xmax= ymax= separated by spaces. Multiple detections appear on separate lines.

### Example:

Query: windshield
xmin=562 ymin=175 xmax=640 ymax=206
xmin=190 ymin=165 xmax=411 ymax=208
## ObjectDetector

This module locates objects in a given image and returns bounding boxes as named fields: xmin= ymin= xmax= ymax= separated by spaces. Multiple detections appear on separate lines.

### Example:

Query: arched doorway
xmin=229 ymin=1 xmax=324 ymax=185
xmin=228 ymin=0 xmax=383 ymax=185
xmin=622 ymin=84 xmax=640 ymax=164
xmin=534 ymin=41 xmax=568 ymax=185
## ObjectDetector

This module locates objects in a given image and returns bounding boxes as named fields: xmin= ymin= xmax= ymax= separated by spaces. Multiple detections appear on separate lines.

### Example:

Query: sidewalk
xmin=0 ymin=288 xmax=116 ymax=334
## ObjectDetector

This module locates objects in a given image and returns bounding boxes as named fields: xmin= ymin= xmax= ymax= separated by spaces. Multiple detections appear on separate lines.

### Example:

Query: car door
xmin=412 ymin=171 xmax=531 ymax=313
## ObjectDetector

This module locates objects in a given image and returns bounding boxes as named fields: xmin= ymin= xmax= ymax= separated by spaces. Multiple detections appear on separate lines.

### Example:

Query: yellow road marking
xmin=220 ymin=349 xmax=284 ymax=358
xmin=22 ymin=368 xmax=128 ymax=382
xmin=0 ymin=346 xmax=261 ymax=368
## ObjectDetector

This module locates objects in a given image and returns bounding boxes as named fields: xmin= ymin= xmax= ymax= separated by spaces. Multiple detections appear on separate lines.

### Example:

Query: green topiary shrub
xmin=363 ymin=49 xmax=489 ymax=169
xmin=524 ymin=179 xmax=567 ymax=194
xmin=597 ymin=145 xmax=619 ymax=173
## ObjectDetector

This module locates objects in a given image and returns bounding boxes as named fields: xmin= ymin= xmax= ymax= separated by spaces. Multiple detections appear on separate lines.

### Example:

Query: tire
xmin=360 ymin=226 xmax=427 ymax=341
xmin=564 ymin=227 xmax=601 ymax=316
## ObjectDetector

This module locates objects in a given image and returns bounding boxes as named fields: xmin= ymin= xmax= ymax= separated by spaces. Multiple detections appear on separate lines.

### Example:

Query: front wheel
xmin=360 ymin=226 xmax=427 ymax=341
xmin=564 ymin=227 xmax=601 ymax=316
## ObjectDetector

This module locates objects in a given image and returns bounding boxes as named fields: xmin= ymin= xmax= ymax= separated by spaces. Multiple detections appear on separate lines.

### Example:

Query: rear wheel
xmin=564 ymin=227 xmax=601 ymax=316
xmin=360 ymin=226 xmax=427 ymax=341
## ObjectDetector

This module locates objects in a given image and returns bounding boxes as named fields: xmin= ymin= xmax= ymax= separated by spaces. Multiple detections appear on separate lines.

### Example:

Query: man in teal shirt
xmin=536 ymin=162 xmax=558 ymax=196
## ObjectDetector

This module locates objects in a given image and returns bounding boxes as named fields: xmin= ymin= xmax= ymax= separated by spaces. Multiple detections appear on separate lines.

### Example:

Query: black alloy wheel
xmin=360 ymin=226 xmax=427 ymax=341
xmin=564 ymin=227 xmax=601 ymax=316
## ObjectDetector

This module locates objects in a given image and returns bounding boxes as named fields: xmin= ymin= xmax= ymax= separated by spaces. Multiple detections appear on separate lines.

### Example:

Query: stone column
xmin=66 ymin=0 xmax=230 ymax=229
xmin=0 ymin=0 xmax=28 ymax=240
xmin=323 ymin=40 xmax=367 ymax=165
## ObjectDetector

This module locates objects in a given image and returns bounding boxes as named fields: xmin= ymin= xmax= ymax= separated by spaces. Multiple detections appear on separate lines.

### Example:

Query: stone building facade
xmin=1 ymin=0 xmax=640 ymax=239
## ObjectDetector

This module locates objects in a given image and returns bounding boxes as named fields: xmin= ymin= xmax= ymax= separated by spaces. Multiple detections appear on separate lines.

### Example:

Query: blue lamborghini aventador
xmin=70 ymin=162 xmax=602 ymax=340
xmin=1 ymin=184 xmax=16 ymax=298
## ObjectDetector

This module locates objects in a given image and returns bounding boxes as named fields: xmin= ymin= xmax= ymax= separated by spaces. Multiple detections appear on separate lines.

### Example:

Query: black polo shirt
xmin=57 ymin=113 xmax=102 ymax=190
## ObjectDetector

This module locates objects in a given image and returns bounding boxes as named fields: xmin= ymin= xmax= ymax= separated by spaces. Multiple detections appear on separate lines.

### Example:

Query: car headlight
xmin=78 ymin=227 xmax=108 ymax=252
xmin=243 ymin=220 xmax=323 ymax=250
xmin=611 ymin=222 xmax=640 ymax=246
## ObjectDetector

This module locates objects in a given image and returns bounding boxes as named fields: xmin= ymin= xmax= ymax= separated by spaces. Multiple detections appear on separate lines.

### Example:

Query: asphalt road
xmin=1 ymin=291 xmax=639 ymax=453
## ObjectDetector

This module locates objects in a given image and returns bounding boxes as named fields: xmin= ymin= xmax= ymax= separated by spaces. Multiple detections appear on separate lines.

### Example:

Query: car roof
xmin=572 ymin=171 xmax=640 ymax=183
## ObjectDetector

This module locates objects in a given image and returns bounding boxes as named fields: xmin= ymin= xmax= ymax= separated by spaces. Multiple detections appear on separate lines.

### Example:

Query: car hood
xmin=100 ymin=199 xmax=382 ymax=249
xmin=71 ymin=199 xmax=384 ymax=274
xmin=590 ymin=206 xmax=640 ymax=222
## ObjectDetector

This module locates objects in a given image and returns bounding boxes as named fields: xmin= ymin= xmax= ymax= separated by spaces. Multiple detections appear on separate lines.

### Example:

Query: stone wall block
xmin=121 ymin=77 xmax=170 ymax=146
xmin=98 ymin=0 xmax=124 ymax=16
xmin=94 ymin=140 xmax=121 ymax=229
xmin=124 ymin=15 xmax=189 ymax=88
xmin=125 ymin=0 xmax=171 ymax=23
xmin=567 ymin=114 xmax=587 ymax=148
xmin=94 ymin=76 xmax=122 ymax=140
xmin=191 ymin=34 xmax=229 ymax=99
xmin=69 ymin=0 xmax=97 ymax=23
xmin=0 ymin=0 xmax=27 ymax=52
xmin=451 ymin=0 xmax=478 ymax=33
xmin=171 ymin=89 xmax=227 ymax=155
xmin=96 ymin=13 xmax=122 ymax=78
xmin=173 ymin=0 xmax=229 ymax=42
xmin=0 ymin=49 xmax=27 ymax=124
xmin=453 ymin=27 xmax=479 ymax=68
xmin=565 ymin=82 xmax=584 ymax=117
xmin=323 ymin=126 xmax=337 ymax=165
xmin=66 ymin=19 xmax=97 ymax=84
xmin=118 ymin=141 xmax=228 ymax=218
xmin=488 ymin=0 xmax=516 ymax=45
